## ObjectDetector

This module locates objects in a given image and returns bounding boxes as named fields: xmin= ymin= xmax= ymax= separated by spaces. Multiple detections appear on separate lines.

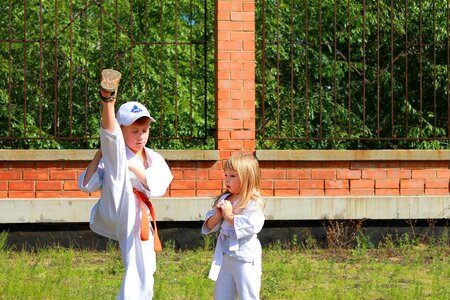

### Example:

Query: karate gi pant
xmin=214 ymin=254 xmax=261 ymax=300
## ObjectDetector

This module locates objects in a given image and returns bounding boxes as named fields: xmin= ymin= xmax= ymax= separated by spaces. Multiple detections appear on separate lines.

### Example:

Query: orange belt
xmin=133 ymin=188 xmax=163 ymax=252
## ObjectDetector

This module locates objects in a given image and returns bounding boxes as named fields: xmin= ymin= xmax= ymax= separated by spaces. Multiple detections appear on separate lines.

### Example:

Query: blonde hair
xmin=216 ymin=152 xmax=264 ymax=211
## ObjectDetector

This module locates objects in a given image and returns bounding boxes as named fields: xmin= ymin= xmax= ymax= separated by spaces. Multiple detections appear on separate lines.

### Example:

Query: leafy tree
xmin=0 ymin=0 xmax=215 ymax=149
xmin=2 ymin=1 xmax=448 ymax=150
xmin=256 ymin=0 xmax=450 ymax=149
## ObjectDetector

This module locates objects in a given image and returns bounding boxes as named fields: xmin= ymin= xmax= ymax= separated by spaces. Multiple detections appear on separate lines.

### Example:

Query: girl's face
xmin=121 ymin=121 xmax=150 ymax=154
xmin=224 ymin=169 xmax=241 ymax=195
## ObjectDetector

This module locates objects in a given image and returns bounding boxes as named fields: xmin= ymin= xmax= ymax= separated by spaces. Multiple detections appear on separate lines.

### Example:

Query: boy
xmin=78 ymin=69 xmax=173 ymax=300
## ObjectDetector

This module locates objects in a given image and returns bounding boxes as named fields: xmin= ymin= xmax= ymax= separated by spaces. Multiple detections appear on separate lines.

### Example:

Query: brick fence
xmin=0 ymin=0 xmax=449 ymax=222
xmin=0 ymin=150 xmax=450 ymax=200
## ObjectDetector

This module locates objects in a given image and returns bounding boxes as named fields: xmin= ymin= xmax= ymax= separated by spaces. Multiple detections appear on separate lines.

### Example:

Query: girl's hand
xmin=220 ymin=200 xmax=233 ymax=217
xmin=213 ymin=201 xmax=223 ymax=216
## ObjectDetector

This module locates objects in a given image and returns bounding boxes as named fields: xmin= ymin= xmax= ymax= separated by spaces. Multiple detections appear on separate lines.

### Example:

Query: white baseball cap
xmin=116 ymin=101 xmax=155 ymax=126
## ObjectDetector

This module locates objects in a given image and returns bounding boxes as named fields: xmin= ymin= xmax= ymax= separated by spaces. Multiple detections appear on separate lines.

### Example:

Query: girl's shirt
xmin=202 ymin=193 xmax=265 ymax=281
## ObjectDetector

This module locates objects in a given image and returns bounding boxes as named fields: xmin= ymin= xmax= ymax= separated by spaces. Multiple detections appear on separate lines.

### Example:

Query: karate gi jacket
xmin=78 ymin=123 xmax=173 ymax=300
xmin=201 ymin=193 xmax=265 ymax=281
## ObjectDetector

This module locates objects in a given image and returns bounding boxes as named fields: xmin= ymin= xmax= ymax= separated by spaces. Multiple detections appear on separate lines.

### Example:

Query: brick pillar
xmin=216 ymin=0 xmax=256 ymax=159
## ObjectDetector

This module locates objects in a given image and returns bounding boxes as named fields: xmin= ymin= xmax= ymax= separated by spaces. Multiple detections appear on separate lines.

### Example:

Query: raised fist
xmin=100 ymin=69 xmax=121 ymax=102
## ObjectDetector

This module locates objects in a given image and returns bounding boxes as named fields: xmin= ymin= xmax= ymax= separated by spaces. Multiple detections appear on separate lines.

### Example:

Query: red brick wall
xmin=0 ymin=161 xmax=99 ymax=199
xmin=164 ymin=160 xmax=448 ymax=197
xmin=0 ymin=1 xmax=449 ymax=200
xmin=1 ymin=159 xmax=449 ymax=198
xmin=258 ymin=161 xmax=450 ymax=197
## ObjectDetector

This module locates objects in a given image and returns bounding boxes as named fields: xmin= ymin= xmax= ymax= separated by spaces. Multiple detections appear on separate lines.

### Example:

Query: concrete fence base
xmin=1 ymin=196 xmax=448 ymax=224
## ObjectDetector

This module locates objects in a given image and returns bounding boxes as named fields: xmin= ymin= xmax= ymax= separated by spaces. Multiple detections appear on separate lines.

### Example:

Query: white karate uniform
xmin=201 ymin=193 xmax=265 ymax=300
xmin=78 ymin=122 xmax=173 ymax=300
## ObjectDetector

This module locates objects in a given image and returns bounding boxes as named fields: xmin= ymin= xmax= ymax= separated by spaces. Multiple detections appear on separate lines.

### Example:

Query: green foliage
xmin=2 ymin=1 xmax=449 ymax=150
xmin=0 ymin=0 xmax=215 ymax=149
xmin=302 ymin=233 xmax=319 ymax=250
xmin=256 ymin=0 xmax=450 ymax=149
xmin=354 ymin=231 xmax=375 ymax=254
xmin=0 ymin=234 xmax=448 ymax=299
xmin=0 ymin=231 xmax=8 ymax=252
xmin=163 ymin=239 xmax=176 ymax=251
xmin=201 ymin=233 xmax=216 ymax=251
xmin=290 ymin=233 xmax=300 ymax=249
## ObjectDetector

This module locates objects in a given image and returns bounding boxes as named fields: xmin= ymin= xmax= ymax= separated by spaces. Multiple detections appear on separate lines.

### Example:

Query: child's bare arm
xmin=205 ymin=202 xmax=223 ymax=230
xmin=82 ymin=149 xmax=102 ymax=186
xmin=128 ymin=162 xmax=150 ymax=190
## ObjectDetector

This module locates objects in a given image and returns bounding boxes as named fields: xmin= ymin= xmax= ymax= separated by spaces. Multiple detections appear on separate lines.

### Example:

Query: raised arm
xmin=99 ymin=69 xmax=121 ymax=133
xmin=101 ymin=100 xmax=117 ymax=133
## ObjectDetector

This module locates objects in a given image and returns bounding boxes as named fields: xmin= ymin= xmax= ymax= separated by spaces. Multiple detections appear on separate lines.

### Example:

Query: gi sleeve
xmin=78 ymin=162 xmax=104 ymax=193
xmin=201 ymin=209 xmax=222 ymax=234
xmin=144 ymin=151 xmax=173 ymax=197
xmin=233 ymin=202 xmax=265 ymax=239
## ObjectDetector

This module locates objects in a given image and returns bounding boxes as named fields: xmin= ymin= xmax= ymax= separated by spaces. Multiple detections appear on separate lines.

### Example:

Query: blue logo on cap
xmin=130 ymin=104 xmax=143 ymax=114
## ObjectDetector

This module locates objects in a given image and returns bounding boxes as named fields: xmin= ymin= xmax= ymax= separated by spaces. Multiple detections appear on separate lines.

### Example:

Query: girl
xmin=202 ymin=152 xmax=265 ymax=300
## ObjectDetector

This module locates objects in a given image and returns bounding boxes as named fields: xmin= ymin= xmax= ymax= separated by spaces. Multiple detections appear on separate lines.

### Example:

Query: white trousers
xmin=214 ymin=254 xmax=261 ymax=300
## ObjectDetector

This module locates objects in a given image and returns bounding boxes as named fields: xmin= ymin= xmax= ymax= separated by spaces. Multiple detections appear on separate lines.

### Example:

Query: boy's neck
xmin=136 ymin=149 xmax=147 ymax=166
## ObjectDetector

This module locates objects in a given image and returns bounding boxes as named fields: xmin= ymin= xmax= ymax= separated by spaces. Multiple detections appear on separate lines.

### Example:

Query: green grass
xmin=0 ymin=236 xmax=448 ymax=300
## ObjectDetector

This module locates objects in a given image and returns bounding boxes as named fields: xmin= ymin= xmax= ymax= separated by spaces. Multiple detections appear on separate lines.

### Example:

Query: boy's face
xmin=121 ymin=118 xmax=150 ymax=154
